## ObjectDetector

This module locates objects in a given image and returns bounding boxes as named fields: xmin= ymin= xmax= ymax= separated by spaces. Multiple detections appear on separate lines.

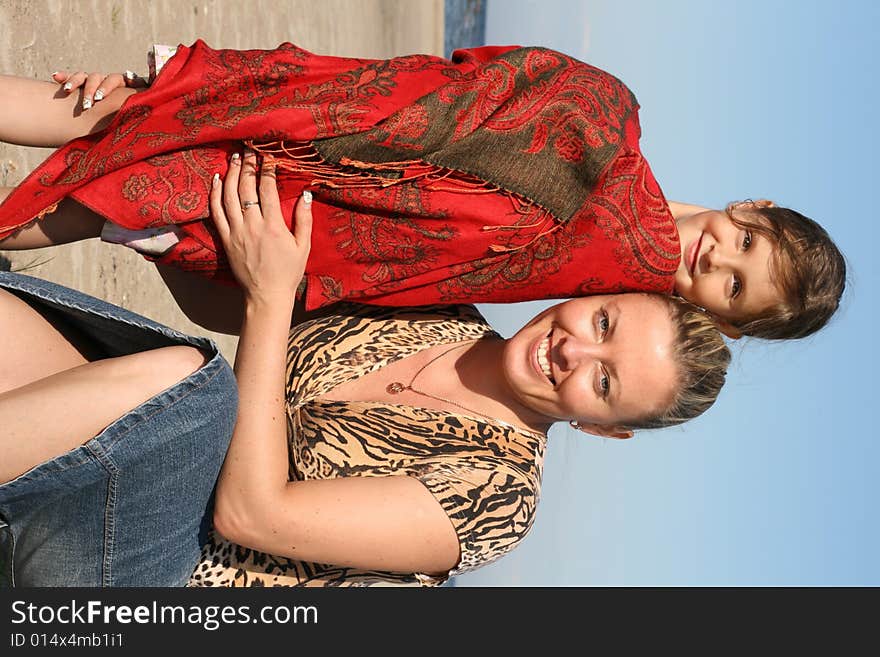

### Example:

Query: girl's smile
xmin=687 ymin=231 xmax=704 ymax=276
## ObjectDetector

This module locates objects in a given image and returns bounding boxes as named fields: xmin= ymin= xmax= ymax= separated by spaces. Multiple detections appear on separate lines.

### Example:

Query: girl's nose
xmin=702 ymin=243 xmax=730 ymax=273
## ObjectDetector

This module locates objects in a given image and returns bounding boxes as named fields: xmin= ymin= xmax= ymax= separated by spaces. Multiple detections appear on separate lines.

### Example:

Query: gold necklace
xmin=386 ymin=339 xmax=496 ymax=421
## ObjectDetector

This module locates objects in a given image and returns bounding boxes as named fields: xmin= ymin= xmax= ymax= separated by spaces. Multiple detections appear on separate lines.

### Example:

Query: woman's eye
xmin=731 ymin=276 xmax=742 ymax=299
xmin=741 ymin=231 xmax=752 ymax=250
xmin=598 ymin=310 xmax=610 ymax=336
xmin=599 ymin=371 xmax=610 ymax=397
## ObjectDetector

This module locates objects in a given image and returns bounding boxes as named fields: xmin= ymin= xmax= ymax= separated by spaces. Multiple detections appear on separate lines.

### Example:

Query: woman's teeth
xmin=538 ymin=335 xmax=555 ymax=384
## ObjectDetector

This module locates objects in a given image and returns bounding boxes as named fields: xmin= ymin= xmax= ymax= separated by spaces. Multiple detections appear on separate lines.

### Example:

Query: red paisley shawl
xmin=0 ymin=41 xmax=679 ymax=309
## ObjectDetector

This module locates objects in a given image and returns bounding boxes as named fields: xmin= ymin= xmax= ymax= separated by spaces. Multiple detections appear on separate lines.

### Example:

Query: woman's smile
xmin=503 ymin=294 xmax=679 ymax=432
xmin=532 ymin=327 xmax=556 ymax=386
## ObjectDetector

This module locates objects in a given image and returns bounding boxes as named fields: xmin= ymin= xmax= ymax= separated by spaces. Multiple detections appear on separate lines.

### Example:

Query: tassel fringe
xmin=249 ymin=139 xmax=565 ymax=255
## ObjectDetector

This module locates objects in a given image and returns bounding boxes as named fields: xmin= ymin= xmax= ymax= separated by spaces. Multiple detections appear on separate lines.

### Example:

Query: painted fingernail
xmin=51 ymin=71 xmax=59 ymax=79
xmin=231 ymin=153 xmax=241 ymax=164
xmin=212 ymin=173 xmax=220 ymax=188
xmin=124 ymin=70 xmax=136 ymax=80
xmin=82 ymin=97 xmax=93 ymax=110
xmin=63 ymin=82 xmax=73 ymax=92
xmin=94 ymin=89 xmax=104 ymax=101
xmin=302 ymin=190 xmax=313 ymax=206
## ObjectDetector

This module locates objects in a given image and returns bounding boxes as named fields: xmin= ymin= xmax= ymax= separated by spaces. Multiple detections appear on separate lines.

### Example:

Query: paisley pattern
xmin=0 ymin=40 xmax=459 ymax=238
xmin=305 ymin=156 xmax=676 ymax=308
xmin=0 ymin=42 xmax=678 ymax=308
xmin=317 ymin=47 xmax=640 ymax=222
xmin=319 ymin=184 xmax=456 ymax=291
xmin=190 ymin=304 xmax=547 ymax=587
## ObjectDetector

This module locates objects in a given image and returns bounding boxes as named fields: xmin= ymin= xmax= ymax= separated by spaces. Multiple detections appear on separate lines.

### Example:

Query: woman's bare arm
xmin=210 ymin=152 xmax=459 ymax=575
xmin=217 ymin=475 xmax=461 ymax=575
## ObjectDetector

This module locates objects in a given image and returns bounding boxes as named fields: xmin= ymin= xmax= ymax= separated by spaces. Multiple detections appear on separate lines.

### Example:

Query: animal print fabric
xmin=190 ymin=304 xmax=547 ymax=587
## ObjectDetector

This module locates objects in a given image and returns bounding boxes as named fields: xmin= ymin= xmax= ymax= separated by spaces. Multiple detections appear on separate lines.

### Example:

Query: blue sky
xmin=454 ymin=0 xmax=878 ymax=586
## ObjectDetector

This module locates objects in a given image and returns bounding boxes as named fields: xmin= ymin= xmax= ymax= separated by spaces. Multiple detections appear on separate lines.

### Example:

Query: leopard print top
xmin=189 ymin=304 xmax=547 ymax=587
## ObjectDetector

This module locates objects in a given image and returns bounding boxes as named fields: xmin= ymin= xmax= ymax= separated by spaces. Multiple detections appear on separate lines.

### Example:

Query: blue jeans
xmin=0 ymin=272 xmax=238 ymax=586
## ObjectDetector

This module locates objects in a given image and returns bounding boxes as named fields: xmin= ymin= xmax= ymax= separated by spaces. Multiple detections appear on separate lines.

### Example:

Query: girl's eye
xmin=731 ymin=276 xmax=742 ymax=299
xmin=741 ymin=231 xmax=753 ymax=250
xmin=598 ymin=310 xmax=610 ymax=337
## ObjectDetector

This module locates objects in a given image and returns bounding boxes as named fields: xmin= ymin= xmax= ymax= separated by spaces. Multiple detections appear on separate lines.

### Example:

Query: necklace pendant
xmin=386 ymin=382 xmax=406 ymax=394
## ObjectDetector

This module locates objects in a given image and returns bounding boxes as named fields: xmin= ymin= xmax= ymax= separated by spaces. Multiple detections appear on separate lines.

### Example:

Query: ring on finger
xmin=241 ymin=200 xmax=261 ymax=210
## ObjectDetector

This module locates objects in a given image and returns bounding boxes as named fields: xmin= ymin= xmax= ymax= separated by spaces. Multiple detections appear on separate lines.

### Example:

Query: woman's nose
xmin=556 ymin=335 xmax=599 ymax=370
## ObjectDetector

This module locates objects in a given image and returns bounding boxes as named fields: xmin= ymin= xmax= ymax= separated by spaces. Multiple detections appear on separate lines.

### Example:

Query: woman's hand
xmin=212 ymin=152 xmax=313 ymax=546
xmin=209 ymin=150 xmax=312 ymax=305
xmin=50 ymin=70 xmax=146 ymax=110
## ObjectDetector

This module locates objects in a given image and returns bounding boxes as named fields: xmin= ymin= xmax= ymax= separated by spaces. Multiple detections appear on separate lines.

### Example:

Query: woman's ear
xmin=572 ymin=422 xmax=633 ymax=440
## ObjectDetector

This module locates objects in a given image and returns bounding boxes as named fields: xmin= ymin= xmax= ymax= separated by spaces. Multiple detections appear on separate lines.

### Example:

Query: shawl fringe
xmin=250 ymin=139 xmax=564 ymax=254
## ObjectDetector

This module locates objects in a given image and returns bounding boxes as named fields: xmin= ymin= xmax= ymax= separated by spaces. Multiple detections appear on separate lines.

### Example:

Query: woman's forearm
xmin=214 ymin=295 xmax=294 ymax=535
xmin=207 ymin=152 xmax=312 ymax=544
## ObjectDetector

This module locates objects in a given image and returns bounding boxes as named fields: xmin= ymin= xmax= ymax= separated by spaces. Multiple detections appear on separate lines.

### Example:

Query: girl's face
xmin=673 ymin=209 xmax=781 ymax=325
xmin=502 ymin=294 xmax=678 ymax=438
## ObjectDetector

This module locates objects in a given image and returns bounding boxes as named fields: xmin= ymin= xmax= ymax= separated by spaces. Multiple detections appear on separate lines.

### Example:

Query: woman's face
xmin=502 ymin=294 xmax=679 ymax=437
xmin=673 ymin=208 xmax=781 ymax=326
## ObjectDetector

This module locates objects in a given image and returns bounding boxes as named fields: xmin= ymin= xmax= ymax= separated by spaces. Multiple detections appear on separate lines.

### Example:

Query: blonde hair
xmin=628 ymin=296 xmax=731 ymax=430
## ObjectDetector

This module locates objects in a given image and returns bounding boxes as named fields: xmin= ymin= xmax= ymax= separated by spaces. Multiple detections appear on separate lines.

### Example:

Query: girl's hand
xmin=209 ymin=150 xmax=312 ymax=305
xmin=51 ymin=70 xmax=146 ymax=110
